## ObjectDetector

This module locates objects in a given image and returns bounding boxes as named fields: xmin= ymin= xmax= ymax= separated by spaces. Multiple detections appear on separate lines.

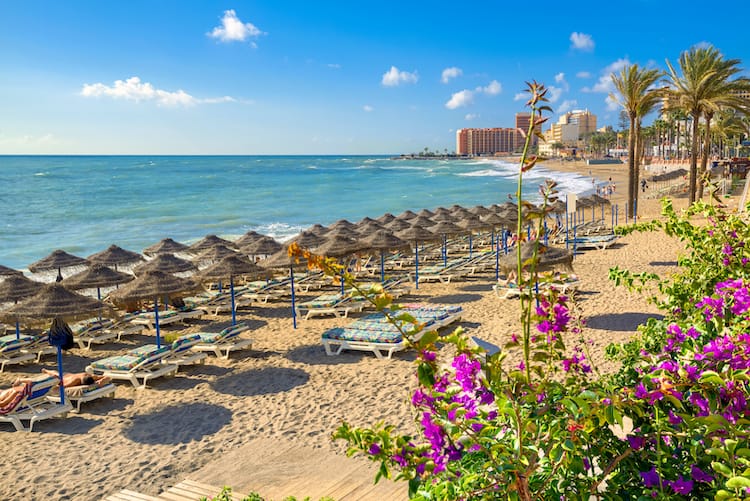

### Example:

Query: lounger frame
xmin=0 ymin=377 xmax=73 ymax=431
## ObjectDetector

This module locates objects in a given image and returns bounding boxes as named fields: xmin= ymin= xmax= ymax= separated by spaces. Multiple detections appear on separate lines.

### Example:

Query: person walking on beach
xmin=641 ymin=179 xmax=648 ymax=193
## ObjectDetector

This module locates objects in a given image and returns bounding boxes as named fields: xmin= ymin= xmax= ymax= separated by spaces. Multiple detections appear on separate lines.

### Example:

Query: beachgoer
xmin=41 ymin=368 xmax=106 ymax=387
xmin=641 ymin=179 xmax=648 ymax=192
xmin=0 ymin=381 xmax=29 ymax=409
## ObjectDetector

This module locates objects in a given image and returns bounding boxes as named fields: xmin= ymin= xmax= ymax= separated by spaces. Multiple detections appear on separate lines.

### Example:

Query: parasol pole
xmin=415 ymin=241 xmax=420 ymax=290
xmin=230 ymin=275 xmax=237 ymax=326
xmin=290 ymin=264 xmax=297 ymax=329
xmin=153 ymin=297 xmax=161 ymax=349
xmin=56 ymin=343 xmax=65 ymax=404
xmin=380 ymin=252 xmax=385 ymax=283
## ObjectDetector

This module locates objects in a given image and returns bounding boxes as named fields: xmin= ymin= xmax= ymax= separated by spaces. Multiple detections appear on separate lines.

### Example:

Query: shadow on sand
xmin=586 ymin=312 xmax=664 ymax=332
xmin=211 ymin=367 xmax=309 ymax=397
xmin=124 ymin=402 xmax=232 ymax=445
xmin=286 ymin=343 xmax=365 ymax=365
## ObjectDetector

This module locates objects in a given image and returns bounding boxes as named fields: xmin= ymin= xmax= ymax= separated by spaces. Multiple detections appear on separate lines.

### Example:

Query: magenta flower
xmin=368 ymin=443 xmax=381 ymax=455
xmin=668 ymin=475 xmax=693 ymax=495
xmin=640 ymin=466 xmax=660 ymax=488
xmin=690 ymin=464 xmax=713 ymax=483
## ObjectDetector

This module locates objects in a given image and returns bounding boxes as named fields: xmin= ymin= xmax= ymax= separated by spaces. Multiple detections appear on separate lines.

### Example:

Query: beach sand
xmin=0 ymin=159 xmax=721 ymax=500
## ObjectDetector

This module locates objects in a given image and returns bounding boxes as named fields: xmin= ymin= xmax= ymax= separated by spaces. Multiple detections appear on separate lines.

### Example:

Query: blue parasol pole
xmin=290 ymin=265 xmax=297 ymax=329
xmin=57 ymin=345 xmax=65 ymax=404
xmin=415 ymin=242 xmax=420 ymax=290
xmin=468 ymin=233 xmax=473 ymax=258
xmin=443 ymin=234 xmax=448 ymax=267
xmin=495 ymin=236 xmax=499 ymax=281
xmin=15 ymin=320 xmax=20 ymax=339
xmin=230 ymin=275 xmax=236 ymax=326
xmin=153 ymin=298 xmax=161 ymax=349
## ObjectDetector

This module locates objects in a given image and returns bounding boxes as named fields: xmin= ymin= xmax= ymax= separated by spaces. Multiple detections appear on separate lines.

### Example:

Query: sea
xmin=0 ymin=155 xmax=594 ymax=271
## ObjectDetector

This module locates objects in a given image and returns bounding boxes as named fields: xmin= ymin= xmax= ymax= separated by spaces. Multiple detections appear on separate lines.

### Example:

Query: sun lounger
xmin=0 ymin=375 xmax=73 ymax=431
xmin=86 ymin=345 xmax=179 ymax=389
xmin=192 ymin=323 xmax=253 ymax=359
xmin=46 ymin=375 xmax=116 ymax=413
xmin=295 ymin=293 xmax=365 ymax=320
xmin=129 ymin=309 xmax=185 ymax=330
xmin=567 ymin=234 xmax=619 ymax=250
xmin=74 ymin=317 xmax=145 ymax=350
xmin=0 ymin=334 xmax=36 ymax=372
xmin=321 ymin=304 xmax=462 ymax=359
xmin=20 ymin=334 xmax=57 ymax=362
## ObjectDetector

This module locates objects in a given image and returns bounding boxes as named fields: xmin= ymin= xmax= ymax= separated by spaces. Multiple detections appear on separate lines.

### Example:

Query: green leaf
xmin=725 ymin=476 xmax=750 ymax=488
xmin=712 ymin=461 xmax=733 ymax=477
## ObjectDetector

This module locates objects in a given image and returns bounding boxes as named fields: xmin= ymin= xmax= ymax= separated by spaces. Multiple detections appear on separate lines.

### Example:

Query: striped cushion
xmin=171 ymin=333 xmax=201 ymax=352
xmin=89 ymin=355 xmax=144 ymax=371
xmin=127 ymin=345 xmax=169 ymax=358
xmin=198 ymin=332 xmax=223 ymax=343
xmin=323 ymin=328 xmax=404 ymax=344
xmin=0 ymin=334 xmax=30 ymax=352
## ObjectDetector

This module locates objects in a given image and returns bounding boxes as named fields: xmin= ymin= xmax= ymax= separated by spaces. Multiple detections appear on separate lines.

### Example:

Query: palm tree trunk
xmin=697 ymin=113 xmax=714 ymax=200
xmin=634 ymin=120 xmax=643 ymax=216
xmin=688 ymin=112 xmax=700 ymax=204
xmin=628 ymin=116 xmax=637 ymax=216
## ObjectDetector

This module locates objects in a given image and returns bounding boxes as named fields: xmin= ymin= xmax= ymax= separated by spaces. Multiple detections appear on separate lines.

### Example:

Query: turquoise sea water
xmin=0 ymin=155 xmax=594 ymax=270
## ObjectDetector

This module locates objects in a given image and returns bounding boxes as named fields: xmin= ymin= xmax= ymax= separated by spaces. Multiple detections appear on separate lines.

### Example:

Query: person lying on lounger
xmin=0 ymin=380 xmax=31 ymax=408
xmin=41 ymin=369 xmax=110 ymax=387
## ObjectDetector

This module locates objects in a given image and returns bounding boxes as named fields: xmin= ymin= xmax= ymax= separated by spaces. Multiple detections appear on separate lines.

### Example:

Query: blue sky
xmin=0 ymin=1 xmax=746 ymax=155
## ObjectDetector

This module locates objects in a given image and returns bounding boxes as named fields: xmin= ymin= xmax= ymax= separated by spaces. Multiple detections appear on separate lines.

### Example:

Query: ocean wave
xmin=254 ymin=222 xmax=306 ymax=242
xmin=33 ymin=172 xmax=48 ymax=177
xmin=457 ymin=169 xmax=512 ymax=178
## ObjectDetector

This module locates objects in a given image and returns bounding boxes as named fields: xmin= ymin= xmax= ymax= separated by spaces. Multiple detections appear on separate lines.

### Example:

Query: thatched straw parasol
xmin=497 ymin=242 xmax=574 ymax=274
xmin=87 ymin=244 xmax=144 ymax=269
xmin=549 ymin=200 xmax=568 ymax=214
xmin=385 ymin=218 xmax=411 ymax=231
xmin=469 ymin=205 xmax=492 ymax=216
xmin=409 ymin=215 xmax=436 ymax=228
xmin=396 ymin=225 xmax=437 ymax=289
xmin=28 ymin=250 xmax=89 ymax=281
xmin=259 ymin=249 xmax=308 ymax=330
xmin=0 ymin=264 xmax=23 ymax=277
xmin=0 ymin=274 xmax=44 ymax=304
xmin=417 ymin=208 xmax=435 ymax=218
xmin=143 ymin=238 xmax=190 ymax=257
xmin=109 ymin=270 xmax=201 ymax=347
xmin=289 ymin=231 xmax=326 ymax=250
xmin=375 ymin=213 xmax=396 ymax=224
xmin=134 ymin=253 xmax=196 ymax=275
xmin=198 ymin=255 xmax=269 ymax=325
xmin=305 ymin=224 xmax=330 ymax=237
xmin=4 ymin=283 xmax=110 ymax=322
xmin=397 ymin=209 xmax=418 ymax=221
xmin=361 ymin=230 xmax=408 ymax=282
xmin=356 ymin=221 xmax=386 ymax=236
xmin=430 ymin=220 xmax=464 ymax=267
xmin=193 ymin=244 xmax=239 ymax=265
xmin=234 ymin=230 xmax=266 ymax=248
xmin=241 ymin=236 xmax=283 ymax=256
xmin=313 ymin=232 xmax=362 ymax=258
xmin=356 ymin=216 xmax=379 ymax=227
xmin=189 ymin=234 xmax=237 ymax=253
xmin=61 ymin=264 xmax=134 ymax=293
xmin=328 ymin=219 xmax=357 ymax=232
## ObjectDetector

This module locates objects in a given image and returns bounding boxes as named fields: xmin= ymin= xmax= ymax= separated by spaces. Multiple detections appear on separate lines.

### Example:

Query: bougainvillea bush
xmin=302 ymin=84 xmax=750 ymax=499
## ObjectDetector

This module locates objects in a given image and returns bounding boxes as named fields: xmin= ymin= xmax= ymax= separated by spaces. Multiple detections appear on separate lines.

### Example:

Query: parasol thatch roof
xmin=189 ymin=234 xmax=237 ymax=253
xmin=396 ymin=225 xmax=437 ymax=243
xmin=361 ymin=229 xmax=408 ymax=251
xmin=417 ymin=208 xmax=435 ymax=218
xmin=234 ymin=230 xmax=266 ymax=248
xmin=289 ymin=231 xmax=326 ymax=250
xmin=0 ymin=274 xmax=45 ymax=303
xmin=385 ymin=218 xmax=411 ymax=231
xmin=375 ymin=213 xmax=396 ymax=224
xmin=241 ymin=236 xmax=283 ymax=256
xmin=0 ymin=264 xmax=23 ymax=277
xmin=312 ymin=232 xmax=362 ymax=257
xmin=497 ymin=242 xmax=574 ymax=274
xmin=356 ymin=216 xmax=379 ymax=227
xmin=108 ymin=270 xmax=201 ymax=304
xmin=589 ymin=194 xmax=611 ymax=206
xmin=305 ymin=224 xmax=330 ymax=237
xmin=457 ymin=215 xmax=489 ymax=232
xmin=198 ymin=255 xmax=269 ymax=281
xmin=431 ymin=220 xmax=464 ymax=235
xmin=396 ymin=209 xmax=418 ymax=221
xmin=28 ymin=250 xmax=89 ymax=273
xmin=481 ymin=213 xmax=513 ymax=228
xmin=143 ymin=238 xmax=190 ymax=256
xmin=193 ymin=244 xmax=239 ymax=264
xmin=3 ymin=283 xmax=110 ymax=321
xmin=87 ymin=245 xmax=144 ymax=267
xmin=134 ymin=254 xmax=196 ymax=275
xmin=61 ymin=264 xmax=134 ymax=290
xmin=409 ymin=215 xmax=436 ymax=228
xmin=469 ymin=205 xmax=492 ymax=216
xmin=356 ymin=222 xmax=386 ymax=236
xmin=328 ymin=219 xmax=357 ymax=232
xmin=259 ymin=248 xmax=308 ymax=270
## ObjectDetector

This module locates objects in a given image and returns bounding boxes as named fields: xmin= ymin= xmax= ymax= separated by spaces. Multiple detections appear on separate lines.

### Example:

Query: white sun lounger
xmin=47 ymin=378 xmax=117 ymax=413
xmin=192 ymin=323 xmax=253 ymax=359
xmin=0 ymin=375 xmax=73 ymax=431
xmin=0 ymin=335 xmax=36 ymax=372
xmin=86 ymin=345 xmax=179 ymax=389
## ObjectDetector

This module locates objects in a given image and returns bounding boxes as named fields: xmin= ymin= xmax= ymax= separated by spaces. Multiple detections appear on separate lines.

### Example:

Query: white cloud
xmin=80 ymin=76 xmax=237 ymax=107
xmin=208 ymin=10 xmax=264 ymax=45
xmin=547 ymin=73 xmax=569 ymax=103
xmin=363 ymin=105 xmax=374 ymax=112
xmin=576 ymin=71 xmax=592 ymax=79
xmin=557 ymin=99 xmax=578 ymax=114
xmin=582 ymin=58 xmax=631 ymax=94
xmin=327 ymin=63 xmax=341 ymax=69
xmin=570 ymin=32 xmax=595 ymax=51
xmin=513 ymin=92 xmax=526 ymax=101
xmin=465 ymin=113 xmax=479 ymax=121
xmin=554 ymin=72 xmax=565 ymax=84
xmin=445 ymin=89 xmax=474 ymax=109
xmin=441 ymin=66 xmax=463 ymax=84
xmin=480 ymin=80 xmax=502 ymax=95
xmin=382 ymin=66 xmax=418 ymax=86
xmin=693 ymin=41 xmax=712 ymax=50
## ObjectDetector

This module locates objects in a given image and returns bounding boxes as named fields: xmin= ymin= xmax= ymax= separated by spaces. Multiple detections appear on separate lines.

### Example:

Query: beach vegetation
xmin=664 ymin=45 xmax=750 ymax=204
xmin=290 ymin=78 xmax=750 ymax=499
xmin=609 ymin=63 xmax=664 ymax=219
xmin=200 ymin=486 xmax=335 ymax=501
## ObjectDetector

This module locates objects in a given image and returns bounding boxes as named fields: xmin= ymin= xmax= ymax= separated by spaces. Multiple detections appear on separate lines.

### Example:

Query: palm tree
xmin=665 ymin=45 xmax=750 ymax=203
xmin=610 ymin=64 xmax=664 ymax=217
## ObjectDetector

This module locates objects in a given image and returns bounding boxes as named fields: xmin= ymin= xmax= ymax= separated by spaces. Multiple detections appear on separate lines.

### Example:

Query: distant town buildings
xmin=538 ymin=109 xmax=597 ymax=156
xmin=455 ymin=112 xmax=539 ymax=156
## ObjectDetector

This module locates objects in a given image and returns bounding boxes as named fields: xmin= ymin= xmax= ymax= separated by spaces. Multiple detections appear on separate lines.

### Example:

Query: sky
xmin=0 ymin=0 xmax=746 ymax=155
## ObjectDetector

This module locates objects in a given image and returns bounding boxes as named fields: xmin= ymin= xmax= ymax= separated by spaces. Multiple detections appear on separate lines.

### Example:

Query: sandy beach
xmin=0 ymin=159 xmax=719 ymax=500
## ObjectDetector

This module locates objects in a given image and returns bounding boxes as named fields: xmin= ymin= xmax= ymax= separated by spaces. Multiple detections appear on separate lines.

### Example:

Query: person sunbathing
xmin=0 ymin=380 xmax=31 ymax=409
xmin=41 ymin=369 xmax=109 ymax=387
